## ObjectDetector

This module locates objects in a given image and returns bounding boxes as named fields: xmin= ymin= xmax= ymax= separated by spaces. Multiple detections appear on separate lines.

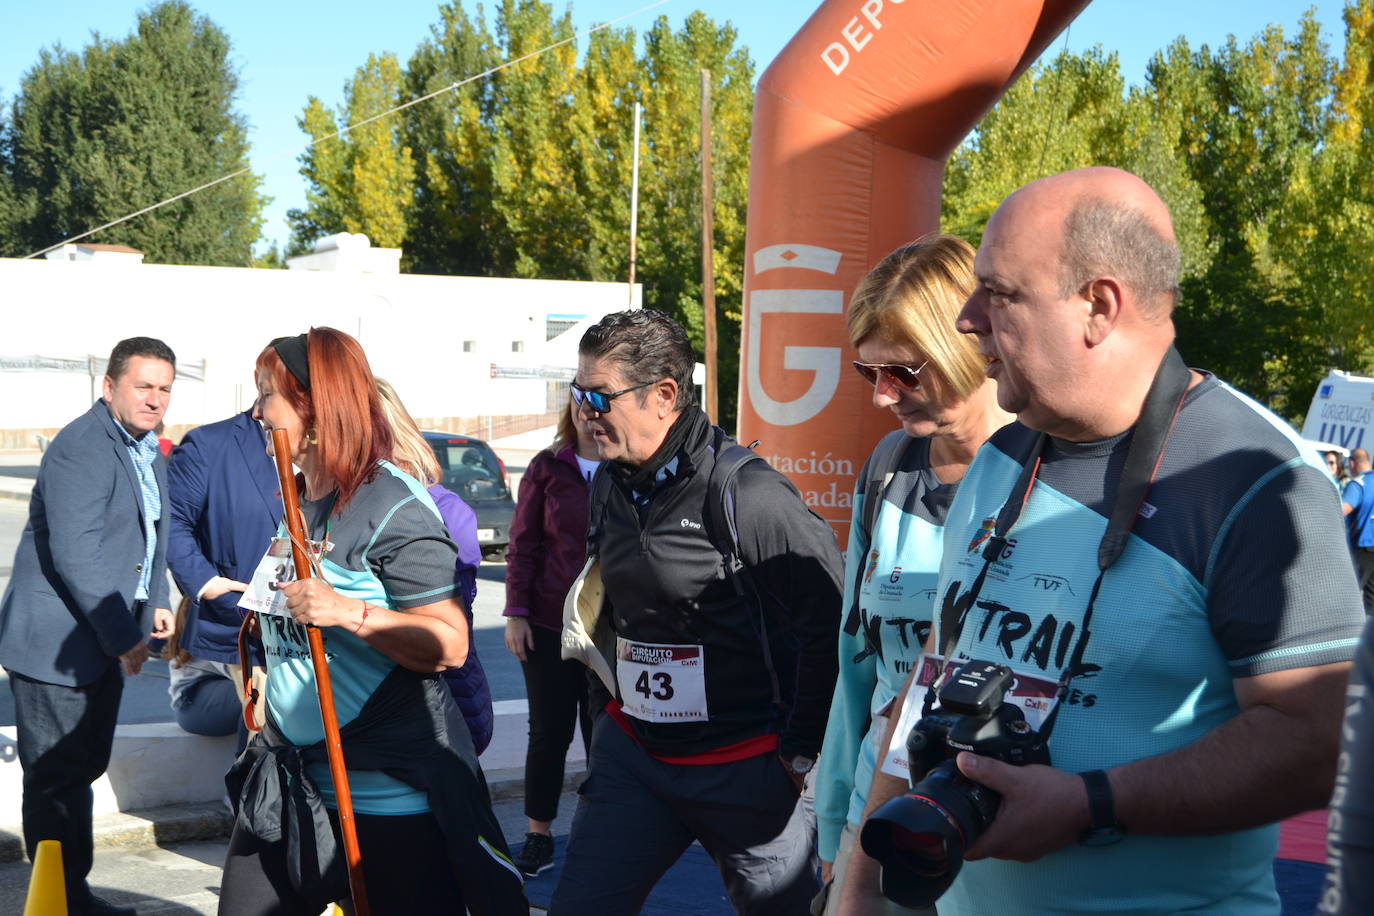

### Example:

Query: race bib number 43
xmin=615 ymin=638 xmax=708 ymax=723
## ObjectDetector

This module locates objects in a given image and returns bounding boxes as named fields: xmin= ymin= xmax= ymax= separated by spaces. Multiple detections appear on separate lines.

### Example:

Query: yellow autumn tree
xmin=289 ymin=52 xmax=415 ymax=252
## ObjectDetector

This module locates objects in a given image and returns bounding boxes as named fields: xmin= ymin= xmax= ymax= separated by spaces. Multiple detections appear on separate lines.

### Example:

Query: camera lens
xmin=859 ymin=760 xmax=1001 ymax=908
xmin=888 ymin=824 xmax=952 ymax=875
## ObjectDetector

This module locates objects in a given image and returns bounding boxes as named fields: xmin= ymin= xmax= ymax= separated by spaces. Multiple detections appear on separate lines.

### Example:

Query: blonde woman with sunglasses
xmin=814 ymin=235 xmax=1013 ymax=915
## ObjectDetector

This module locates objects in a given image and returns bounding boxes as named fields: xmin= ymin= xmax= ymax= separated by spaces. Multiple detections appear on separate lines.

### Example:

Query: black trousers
xmin=521 ymin=623 xmax=592 ymax=823
xmin=550 ymin=713 xmax=818 ymax=916
xmin=218 ymin=808 xmax=464 ymax=916
xmin=8 ymin=661 xmax=124 ymax=913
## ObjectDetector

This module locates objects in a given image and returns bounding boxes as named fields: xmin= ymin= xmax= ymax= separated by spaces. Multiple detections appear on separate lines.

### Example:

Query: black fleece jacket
xmin=593 ymin=409 xmax=843 ymax=759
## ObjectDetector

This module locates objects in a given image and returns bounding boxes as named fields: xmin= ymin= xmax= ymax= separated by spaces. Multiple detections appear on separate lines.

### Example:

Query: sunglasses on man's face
xmin=851 ymin=360 xmax=930 ymax=391
xmin=571 ymin=380 xmax=653 ymax=413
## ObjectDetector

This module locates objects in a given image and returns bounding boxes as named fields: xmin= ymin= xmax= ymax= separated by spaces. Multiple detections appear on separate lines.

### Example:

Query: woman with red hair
xmin=220 ymin=328 xmax=525 ymax=915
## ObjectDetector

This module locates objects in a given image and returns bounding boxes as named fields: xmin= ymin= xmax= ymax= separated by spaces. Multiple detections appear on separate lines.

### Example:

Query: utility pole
xmin=700 ymin=70 xmax=718 ymax=424
xmin=628 ymin=100 xmax=642 ymax=308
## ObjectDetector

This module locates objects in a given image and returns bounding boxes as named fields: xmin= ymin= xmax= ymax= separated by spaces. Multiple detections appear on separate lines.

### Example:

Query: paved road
xmin=0 ymin=792 xmax=567 ymax=914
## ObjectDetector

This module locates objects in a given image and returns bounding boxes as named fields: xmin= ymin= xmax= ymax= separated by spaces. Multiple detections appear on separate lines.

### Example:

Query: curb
xmin=0 ymin=803 xmax=232 ymax=864
xmin=0 ymin=473 xmax=34 ymax=502
xmin=486 ymin=764 xmax=584 ymax=804
xmin=0 ymin=765 xmax=585 ymax=864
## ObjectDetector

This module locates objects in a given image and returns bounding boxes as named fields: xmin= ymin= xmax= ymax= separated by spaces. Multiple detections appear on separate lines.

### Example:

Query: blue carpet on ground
xmin=523 ymin=837 xmax=1323 ymax=913
xmin=1277 ymin=858 xmax=1323 ymax=915
xmin=522 ymin=835 xmax=731 ymax=913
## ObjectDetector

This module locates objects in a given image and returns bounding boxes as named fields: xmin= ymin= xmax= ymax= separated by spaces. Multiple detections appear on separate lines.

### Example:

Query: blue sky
xmin=0 ymin=0 xmax=1349 ymax=256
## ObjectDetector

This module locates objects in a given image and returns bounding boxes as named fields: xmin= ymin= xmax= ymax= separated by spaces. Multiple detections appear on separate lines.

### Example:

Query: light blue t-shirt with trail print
xmin=815 ymin=432 xmax=958 ymax=862
xmin=259 ymin=461 xmax=461 ymax=816
xmin=931 ymin=374 xmax=1364 ymax=915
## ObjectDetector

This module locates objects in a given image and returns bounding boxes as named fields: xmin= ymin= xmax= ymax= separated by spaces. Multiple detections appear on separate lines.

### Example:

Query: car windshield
xmin=429 ymin=438 xmax=509 ymax=500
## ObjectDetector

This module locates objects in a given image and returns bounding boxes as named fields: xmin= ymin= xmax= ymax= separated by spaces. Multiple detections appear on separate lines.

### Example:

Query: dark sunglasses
xmin=571 ymin=380 xmax=653 ymax=413
xmin=851 ymin=359 xmax=929 ymax=390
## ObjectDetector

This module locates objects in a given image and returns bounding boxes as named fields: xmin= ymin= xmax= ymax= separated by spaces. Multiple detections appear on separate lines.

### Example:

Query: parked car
xmin=423 ymin=431 xmax=516 ymax=560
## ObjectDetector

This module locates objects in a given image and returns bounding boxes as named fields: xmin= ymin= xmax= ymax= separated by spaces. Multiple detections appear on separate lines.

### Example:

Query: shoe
xmin=83 ymin=896 xmax=137 ymax=916
xmin=514 ymin=831 xmax=555 ymax=877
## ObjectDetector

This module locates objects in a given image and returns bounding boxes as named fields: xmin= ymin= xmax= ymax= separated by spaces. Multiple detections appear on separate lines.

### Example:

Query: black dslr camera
xmin=859 ymin=660 xmax=1050 ymax=908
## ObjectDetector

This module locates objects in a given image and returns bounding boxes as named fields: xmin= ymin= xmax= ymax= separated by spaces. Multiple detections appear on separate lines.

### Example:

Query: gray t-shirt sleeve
xmin=369 ymin=497 xmax=461 ymax=610
xmin=1206 ymin=460 xmax=1364 ymax=677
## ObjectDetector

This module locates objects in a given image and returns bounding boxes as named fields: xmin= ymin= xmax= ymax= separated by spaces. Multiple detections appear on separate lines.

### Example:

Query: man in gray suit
xmin=0 ymin=337 xmax=178 ymax=916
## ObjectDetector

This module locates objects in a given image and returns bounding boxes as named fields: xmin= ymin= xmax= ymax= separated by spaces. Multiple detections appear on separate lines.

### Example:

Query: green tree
xmin=404 ymin=2 xmax=501 ymax=276
xmin=252 ymin=241 xmax=286 ymax=269
xmin=633 ymin=13 xmax=755 ymax=430
xmin=396 ymin=4 xmax=754 ymax=425
xmin=942 ymin=47 xmax=1207 ymax=270
xmin=484 ymin=0 xmax=583 ymax=278
xmin=1146 ymin=15 xmax=1337 ymax=415
xmin=943 ymin=7 xmax=1374 ymax=421
xmin=1271 ymin=1 xmax=1374 ymax=381
xmin=1 ymin=1 xmax=264 ymax=264
xmin=289 ymin=52 xmax=416 ymax=252
xmin=0 ymin=103 xmax=17 ymax=245
xmin=563 ymin=23 xmax=641 ymax=282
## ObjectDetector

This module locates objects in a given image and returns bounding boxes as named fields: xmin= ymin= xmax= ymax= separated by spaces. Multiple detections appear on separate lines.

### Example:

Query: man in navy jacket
xmin=0 ymin=337 xmax=178 ymax=916
xmin=165 ymin=408 xmax=281 ymax=736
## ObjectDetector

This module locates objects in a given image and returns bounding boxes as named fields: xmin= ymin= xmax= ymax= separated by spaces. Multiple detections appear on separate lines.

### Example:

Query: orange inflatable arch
xmin=737 ymin=0 xmax=1090 ymax=545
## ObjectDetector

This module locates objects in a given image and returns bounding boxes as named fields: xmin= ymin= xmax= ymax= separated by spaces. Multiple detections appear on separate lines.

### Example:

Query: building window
xmin=546 ymin=316 xmax=581 ymax=341
xmin=512 ymin=341 xmax=524 ymax=353
xmin=462 ymin=340 xmax=476 ymax=353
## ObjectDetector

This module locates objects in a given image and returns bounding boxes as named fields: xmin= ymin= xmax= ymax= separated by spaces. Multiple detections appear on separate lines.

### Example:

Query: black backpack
xmin=586 ymin=426 xmax=784 ymax=711
xmin=586 ymin=425 xmax=762 ymax=569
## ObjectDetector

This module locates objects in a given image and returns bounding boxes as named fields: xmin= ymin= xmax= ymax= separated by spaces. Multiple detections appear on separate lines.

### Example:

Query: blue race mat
xmin=1277 ymin=858 xmax=1323 ymax=915
xmin=524 ymin=837 xmax=1321 ymax=913
xmin=522 ymin=835 xmax=731 ymax=913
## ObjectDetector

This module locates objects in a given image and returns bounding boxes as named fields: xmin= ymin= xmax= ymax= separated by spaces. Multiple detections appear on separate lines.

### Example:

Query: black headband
xmin=272 ymin=333 xmax=311 ymax=391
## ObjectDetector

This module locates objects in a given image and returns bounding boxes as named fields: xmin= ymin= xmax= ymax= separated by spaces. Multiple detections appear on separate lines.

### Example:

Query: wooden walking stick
xmin=271 ymin=428 xmax=371 ymax=916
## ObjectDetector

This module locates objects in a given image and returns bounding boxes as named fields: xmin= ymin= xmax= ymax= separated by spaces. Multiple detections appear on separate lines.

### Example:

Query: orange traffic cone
xmin=22 ymin=839 xmax=66 ymax=916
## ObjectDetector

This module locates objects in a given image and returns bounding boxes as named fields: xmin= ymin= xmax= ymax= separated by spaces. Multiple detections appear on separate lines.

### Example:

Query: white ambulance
xmin=1301 ymin=371 xmax=1374 ymax=455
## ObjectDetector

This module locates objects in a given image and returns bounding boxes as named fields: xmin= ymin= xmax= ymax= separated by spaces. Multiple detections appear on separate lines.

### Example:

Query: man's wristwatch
xmin=784 ymin=754 xmax=815 ymax=777
xmin=1079 ymin=769 xmax=1125 ymax=846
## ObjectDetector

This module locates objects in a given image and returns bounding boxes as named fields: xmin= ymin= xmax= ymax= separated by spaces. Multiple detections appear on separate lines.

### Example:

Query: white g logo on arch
xmin=745 ymin=243 xmax=845 ymax=428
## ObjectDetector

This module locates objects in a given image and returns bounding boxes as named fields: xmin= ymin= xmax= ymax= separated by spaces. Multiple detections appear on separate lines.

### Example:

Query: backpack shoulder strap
xmin=703 ymin=426 xmax=764 ymax=574
xmin=842 ymin=431 xmax=914 ymax=646
xmin=860 ymin=430 xmax=914 ymax=542
xmin=703 ymin=427 xmax=784 ymax=714
xmin=585 ymin=463 xmax=615 ymax=558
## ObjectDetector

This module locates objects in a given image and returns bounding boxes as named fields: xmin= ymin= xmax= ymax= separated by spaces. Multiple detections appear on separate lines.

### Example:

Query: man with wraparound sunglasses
xmin=551 ymin=308 xmax=844 ymax=915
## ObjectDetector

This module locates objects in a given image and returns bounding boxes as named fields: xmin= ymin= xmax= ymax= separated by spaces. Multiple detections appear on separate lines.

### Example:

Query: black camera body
xmin=860 ymin=660 xmax=1051 ymax=908
xmin=907 ymin=659 xmax=1050 ymax=776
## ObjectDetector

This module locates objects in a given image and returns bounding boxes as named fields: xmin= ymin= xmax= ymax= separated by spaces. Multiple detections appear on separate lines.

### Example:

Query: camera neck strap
xmin=926 ymin=347 xmax=1194 ymax=741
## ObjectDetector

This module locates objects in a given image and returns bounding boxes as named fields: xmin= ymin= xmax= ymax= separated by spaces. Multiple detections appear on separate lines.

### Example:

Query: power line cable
xmin=1035 ymin=23 xmax=1073 ymax=179
xmin=23 ymin=0 xmax=673 ymax=260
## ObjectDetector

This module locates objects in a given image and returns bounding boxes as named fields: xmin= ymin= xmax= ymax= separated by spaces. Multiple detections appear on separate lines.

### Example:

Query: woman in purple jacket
xmin=375 ymin=379 xmax=493 ymax=755
xmin=505 ymin=400 xmax=599 ymax=877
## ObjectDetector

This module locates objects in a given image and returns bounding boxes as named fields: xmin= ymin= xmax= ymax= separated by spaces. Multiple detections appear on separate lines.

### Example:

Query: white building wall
xmin=0 ymin=257 xmax=640 ymax=434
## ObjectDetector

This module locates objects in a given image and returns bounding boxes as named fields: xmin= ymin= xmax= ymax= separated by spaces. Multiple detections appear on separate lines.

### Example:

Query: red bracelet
xmin=353 ymin=601 xmax=370 ymax=634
